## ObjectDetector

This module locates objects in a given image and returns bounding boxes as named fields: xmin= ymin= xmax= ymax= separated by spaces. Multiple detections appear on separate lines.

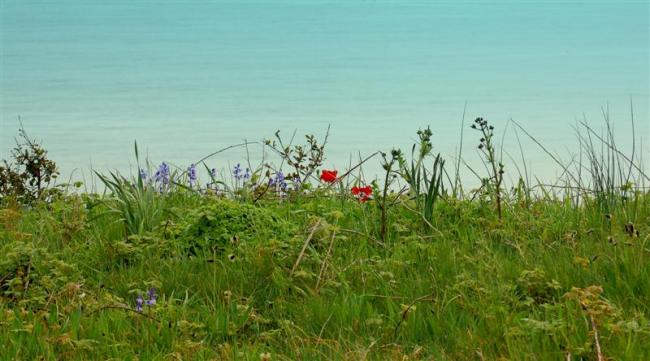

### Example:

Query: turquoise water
xmin=1 ymin=1 xmax=648 ymax=183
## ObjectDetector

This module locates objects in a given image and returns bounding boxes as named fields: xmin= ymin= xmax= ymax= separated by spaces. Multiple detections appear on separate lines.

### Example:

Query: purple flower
xmin=269 ymin=171 xmax=288 ymax=192
xmin=155 ymin=162 xmax=171 ymax=191
xmin=135 ymin=294 xmax=144 ymax=312
xmin=188 ymin=164 xmax=197 ymax=187
xmin=210 ymin=168 xmax=217 ymax=178
xmin=139 ymin=168 xmax=148 ymax=182
xmin=233 ymin=164 xmax=251 ymax=181
xmin=145 ymin=288 xmax=157 ymax=306
xmin=233 ymin=164 xmax=242 ymax=180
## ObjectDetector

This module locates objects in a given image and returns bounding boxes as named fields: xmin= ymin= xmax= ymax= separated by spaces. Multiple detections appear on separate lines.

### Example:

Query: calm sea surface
xmin=1 ymin=1 xmax=648 ymax=183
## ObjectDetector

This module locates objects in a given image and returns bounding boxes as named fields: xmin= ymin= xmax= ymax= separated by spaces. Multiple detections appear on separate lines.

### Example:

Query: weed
xmin=471 ymin=117 xmax=504 ymax=220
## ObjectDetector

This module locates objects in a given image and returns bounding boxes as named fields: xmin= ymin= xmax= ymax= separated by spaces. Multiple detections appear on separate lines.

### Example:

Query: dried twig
xmin=338 ymin=228 xmax=382 ymax=246
xmin=400 ymin=202 xmax=443 ymax=237
xmin=392 ymin=292 xmax=435 ymax=340
xmin=315 ymin=230 xmax=337 ymax=290
xmin=87 ymin=305 xmax=161 ymax=322
xmin=290 ymin=219 xmax=322 ymax=276
xmin=589 ymin=314 xmax=605 ymax=361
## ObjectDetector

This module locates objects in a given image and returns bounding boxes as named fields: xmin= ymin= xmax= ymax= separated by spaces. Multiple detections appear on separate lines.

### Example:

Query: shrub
xmin=0 ymin=127 xmax=59 ymax=204
xmin=172 ymin=199 xmax=297 ymax=255
xmin=0 ymin=239 xmax=82 ymax=310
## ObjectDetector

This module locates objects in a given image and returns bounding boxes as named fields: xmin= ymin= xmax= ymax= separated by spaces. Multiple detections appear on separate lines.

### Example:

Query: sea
xmin=1 ymin=0 xmax=648 ymax=187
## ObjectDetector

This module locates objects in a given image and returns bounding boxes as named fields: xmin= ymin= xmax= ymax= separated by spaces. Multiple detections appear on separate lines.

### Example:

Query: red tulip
xmin=320 ymin=170 xmax=338 ymax=183
xmin=351 ymin=185 xmax=373 ymax=202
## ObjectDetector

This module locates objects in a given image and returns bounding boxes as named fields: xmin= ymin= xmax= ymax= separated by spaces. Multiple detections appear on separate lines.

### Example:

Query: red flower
xmin=320 ymin=169 xmax=338 ymax=183
xmin=351 ymin=185 xmax=373 ymax=203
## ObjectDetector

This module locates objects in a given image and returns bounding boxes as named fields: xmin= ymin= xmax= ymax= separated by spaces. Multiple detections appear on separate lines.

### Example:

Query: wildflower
xmin=233 ymin=163 xmax=242 ymax=179
xmin=188 ymin=164 xmax=197 ymax=187
xmin=135 ymin=294 xmax=144 ymax=312
xmin=210 ymin=168 xmax=217 ymax=178
xmin=269 ymin=171 xmax=288 ymax=192
xmin=145 ymin=288 xmax=157 ymax=306
xmin=351 ymin=185 xmax=373 ymax=202
xmin=320 ymin=169 xmax=338 ymax=183
xmin=233 ymin=163 xmax=250 ymax=181
xmin=154 ymin=162 xmax=171 ymax=191
xmin=139 ymin=168 xmax=148 ymax=182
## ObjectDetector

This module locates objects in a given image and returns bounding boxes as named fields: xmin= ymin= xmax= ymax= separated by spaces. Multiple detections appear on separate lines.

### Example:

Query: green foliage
xmin=94 ymin=142 xmax=173 ymax=236
xmin=0 ymin=239 xmax=82 ymax=310
xmin=395 ymin=127 xmax=446 ymax=226
xmin=0 ymin=126 xmax=59 ymax=204
xmin=172 ymin=198 xmax=297 ymax=255
xmin=377 ymin=150 xmax=401 ymax=241
xmin=95 ymin=170 xmax=166 ymax=236
xmin=1 ymin=186 xmax=649 ymax=359
xmin=515 ymin=268 xmax=562 ymax=305
xmin=2 ymin=124 xmax=649 ymax=360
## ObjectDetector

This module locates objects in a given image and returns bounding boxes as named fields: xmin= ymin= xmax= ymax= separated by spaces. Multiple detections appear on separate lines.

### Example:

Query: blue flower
xmin=145 ymin=288 xmax=157 ymax=306
xmin=233 ymin=163 xmax=243 ymax=180
xmin=233 ymin=164 xmax=251 ymax=181
xmin=188 ymin=164 xmax=197 ymax=187
xmin=135 ymin=294 xmax=144 ymax=312
xmin=269 ymin=171 xmax=288 ymax=192
xmin=135 ymin=288 xmax=158 ymax=311
xmin=139 ymin=168 xmax=148 ymax=182
xmin=155 ymin=162 xmax=170 ymax=183
xmin=154 ymin=162 xmax=171 ymax=192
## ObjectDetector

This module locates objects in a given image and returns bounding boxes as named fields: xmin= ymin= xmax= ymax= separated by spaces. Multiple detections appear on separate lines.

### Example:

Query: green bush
xmin=0 ymin=240 xmax=83 ymax=310
xmin=172 ymin=198 xmax=297 ymax=255
xmin=0 ymin=127 xmax=59 ymax=204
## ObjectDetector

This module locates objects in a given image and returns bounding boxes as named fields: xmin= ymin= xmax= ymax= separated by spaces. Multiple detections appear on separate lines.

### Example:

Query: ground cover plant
xmin=1 ymin=116 xmax=649 ymax=360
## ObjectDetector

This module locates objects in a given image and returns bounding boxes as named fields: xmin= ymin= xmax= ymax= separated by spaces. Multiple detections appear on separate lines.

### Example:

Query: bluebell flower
xmin=145 ymin=288 xmax=157 ymax=306
xmin=188 ymin=164 xmax=197 ymax=187
xmin=139 ymin=168 xmax=148 ymax=182
xmin=155 ymin=162 xmax=170 ymax=184
xmin=233 ymin=163 xmax=243 ymax=180
xmin=269 ymin=171 xmax=288 ymax=192
xmin=154 ymin=162 xmax=171 ymax=192
xmin=210 ymin=168 xmax=217 ymax=178
xmin=136 ymin=294 xmax=144 ymax=312
xmin=243 ymin=167 xmax=251 ymax=180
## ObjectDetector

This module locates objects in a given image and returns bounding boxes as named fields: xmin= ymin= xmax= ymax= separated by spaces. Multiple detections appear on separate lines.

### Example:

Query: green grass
xmin=1 ymin=117 xmax=649 ymax=360
xmin=1 ymin=186 xmax=648 ymax=360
